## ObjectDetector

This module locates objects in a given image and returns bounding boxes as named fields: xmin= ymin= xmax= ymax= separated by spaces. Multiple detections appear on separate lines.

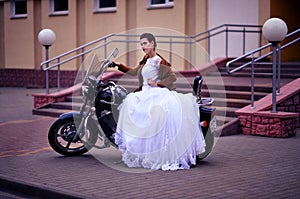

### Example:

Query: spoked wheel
xmin=48 ymin=116 xmax=98 ymax=156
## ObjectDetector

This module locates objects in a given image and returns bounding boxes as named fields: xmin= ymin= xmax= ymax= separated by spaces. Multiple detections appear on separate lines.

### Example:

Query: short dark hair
xmin=140 ymin=33 xmax=157 ymax=49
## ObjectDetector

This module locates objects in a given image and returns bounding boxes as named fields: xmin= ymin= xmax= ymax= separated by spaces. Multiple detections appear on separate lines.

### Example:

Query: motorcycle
xmin=48 ymin=48 xmax=217 ymax=161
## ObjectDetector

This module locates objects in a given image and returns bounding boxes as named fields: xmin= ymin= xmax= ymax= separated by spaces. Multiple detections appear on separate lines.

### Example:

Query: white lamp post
xmin=262 ymin=18 xmax=287 ymax=113
xmin=38 ymin=28 xmax=56 ymax=94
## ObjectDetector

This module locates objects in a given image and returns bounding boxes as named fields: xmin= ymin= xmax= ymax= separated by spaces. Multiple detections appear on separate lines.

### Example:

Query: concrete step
xmin=65 ymin=96 xmax=246 ymax=109
xmin=219 ymin=67 xmax=300 ymax=74
xmin=66 ymin=95 xmax=81 ymax=103
xmin=212 ymin=106 xmax=239 ymax=118
xmin=33 ymin=60 xmax=299 ymax=136
xmin=110 ymin=76 xmax=274 ymax=93
xmin=32 ymin=107 xmax=70 ymax=118
xmin=215 ymin=117 xmax=240 ymax=136
xmin=216 ymin=116 xmax=236 ymax=125
xmin=48 ymin=97 xmax=244 ymax=118
xmin=51 ymin=102 xmax=81 ymax=110
xmin=207 ymin=71 xmax=300 ymax=79
xmin=33 ymin=101 xmax=235 ymax=128
xmin=229 ymin=61 xmax=300 ymax=69
xmin=212 ymin=97 xmax=251 ymax=108
xmin=66 ymin=89 xmax=266 ymax=105
xmin=180 ymin=88 xmax=269 ymax=100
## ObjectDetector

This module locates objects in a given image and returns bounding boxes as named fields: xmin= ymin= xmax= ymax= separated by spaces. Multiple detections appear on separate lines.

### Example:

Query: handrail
xmin=192 ymin=24 xmax=262 ymax=57
xmin=226 ymin=29 xmax=300 ymax=73
xmin=226 ymin=28 xmax=300 ymax=109
xmin=40 ymin=24 xmax=263 ymax=93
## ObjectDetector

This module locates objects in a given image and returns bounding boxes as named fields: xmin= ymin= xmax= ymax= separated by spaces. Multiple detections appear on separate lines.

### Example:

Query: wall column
xmin=34 ymin=0 xmax=42 ymax=70
xmin=125 ymin=0 xmax=137 ymax=66
xmin=0 ymin=1 xmax=5 ymax=68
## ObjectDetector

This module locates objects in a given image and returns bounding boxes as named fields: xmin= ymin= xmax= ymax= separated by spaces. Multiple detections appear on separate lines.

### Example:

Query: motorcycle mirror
xmin=112 ymin=48 xmax=119 ymax=58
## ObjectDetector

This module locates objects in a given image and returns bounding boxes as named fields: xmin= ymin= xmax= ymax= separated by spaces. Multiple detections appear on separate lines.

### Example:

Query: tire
xmin=197 ymin=130 xmax=214 ymax=161
xmin=48 ymin=116 xmax=98 ymax=156
xmin=197 ymin=107 xmax=216 ymax=161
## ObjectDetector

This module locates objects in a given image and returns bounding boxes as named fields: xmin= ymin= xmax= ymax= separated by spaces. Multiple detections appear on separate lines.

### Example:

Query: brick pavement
xmin=0 ymin=87 xmax=300 ymax=198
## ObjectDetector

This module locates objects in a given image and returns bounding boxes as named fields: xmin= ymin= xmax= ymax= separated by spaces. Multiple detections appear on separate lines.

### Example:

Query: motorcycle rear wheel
xmin=48 ymin=117 xmax=98 ymax=156
xmin=197 ymin=129 xmax=214 ymax=161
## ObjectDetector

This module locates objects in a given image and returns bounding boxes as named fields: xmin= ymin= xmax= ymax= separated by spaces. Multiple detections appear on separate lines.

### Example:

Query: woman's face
xmin=140 ymin=38 xmax=154 ymax=54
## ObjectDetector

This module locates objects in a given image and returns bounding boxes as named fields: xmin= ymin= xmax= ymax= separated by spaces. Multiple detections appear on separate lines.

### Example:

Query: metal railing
xmin=226 ymin=28 xmax=300 ymax=109
xmin=40 ymin=24 xmax=263 ymax=93
xmin=191 ymin=24 xmax=263 ymax=57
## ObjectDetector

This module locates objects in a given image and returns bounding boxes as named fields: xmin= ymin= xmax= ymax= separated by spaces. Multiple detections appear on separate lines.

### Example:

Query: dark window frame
xmin=147 ymin=0 xmax=174 ymax=9
xmin=49 ymin=0 xmax=69 ymax=16
xmin=10 ymin=0 xmax=27 ymax=19
xmin=93 ymin=0 xmax=117 ymax=13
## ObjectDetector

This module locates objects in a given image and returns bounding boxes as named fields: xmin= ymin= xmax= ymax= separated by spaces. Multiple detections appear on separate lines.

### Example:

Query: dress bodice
xmin=141 ymin=55 xmax=161 ymax=86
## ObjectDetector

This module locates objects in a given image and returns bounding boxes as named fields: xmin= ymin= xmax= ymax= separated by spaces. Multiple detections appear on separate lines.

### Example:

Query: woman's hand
xmin=109 ymin=61 xmax=119 ymax=68
xmin=147 ymin=79 xmax=158 ymax=87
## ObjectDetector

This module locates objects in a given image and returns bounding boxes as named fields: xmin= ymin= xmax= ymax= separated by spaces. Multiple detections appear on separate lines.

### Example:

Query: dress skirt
xmin=115 ymin=85 xmax=206 ymax=171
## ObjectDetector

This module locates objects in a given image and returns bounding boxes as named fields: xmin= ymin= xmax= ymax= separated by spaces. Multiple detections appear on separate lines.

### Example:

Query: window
xmin=50 ymin=0 xmax=68 ymax=16
xmin=94 ymin=0 xmax=116 ymax=13
xmin=147 ymin=0 xmax=174 ymax=9
xmin=10 ymin=0 xmax=27 ymax=19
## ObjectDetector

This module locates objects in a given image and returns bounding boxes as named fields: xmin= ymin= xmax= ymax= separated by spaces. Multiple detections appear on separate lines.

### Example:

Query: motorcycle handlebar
xmin=97 ymin=60 xmax=112 ymax=80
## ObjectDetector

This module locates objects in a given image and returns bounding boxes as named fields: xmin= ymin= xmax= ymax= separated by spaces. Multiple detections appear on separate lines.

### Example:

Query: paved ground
xmin=0 ymin=87 xmax=299 ymax=199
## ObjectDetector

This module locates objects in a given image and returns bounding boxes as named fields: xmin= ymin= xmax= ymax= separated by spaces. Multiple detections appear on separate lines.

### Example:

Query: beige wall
xmin=259 ymin=0 xmax=271 ymax=56
xmin=208 ymin=0 xmax=261 ymax=59
xmin=85 ymin=0 xmax=126 ymax=42
xmin=116 ymin=0 xmax=209 ymax=70
xmin=40 ymin=0 xmax=78 ymax=70
xmin=0 ymin=2 xmax=4 ymax=68
xmin=259 ymin=0 xmax=271 ymax=31
xmin=4 ymin=1 xmax=35 ymax=69
xmin=80 ymin=0 xmax=209 ymax=70
xmin=1 ymin=0 xmax=298 ymax=71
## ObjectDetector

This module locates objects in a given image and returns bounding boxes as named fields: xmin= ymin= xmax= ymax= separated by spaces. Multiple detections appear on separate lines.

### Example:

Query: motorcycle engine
xmin=96 ymin=84 xmax=128 ymax=108
xmin=95 ymin=83 xmax=128 ymax=146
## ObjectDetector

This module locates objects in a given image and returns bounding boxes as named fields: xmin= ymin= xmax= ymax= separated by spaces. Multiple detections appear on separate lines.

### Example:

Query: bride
xmin=111 ymin=33 xmax=206 ymax=171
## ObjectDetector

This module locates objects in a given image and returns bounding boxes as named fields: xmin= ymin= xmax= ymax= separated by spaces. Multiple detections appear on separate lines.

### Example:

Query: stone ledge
xmin=32 ymin=72 xmax=120 ymax=109
xmin=252 ymin=111 xmax=298 ymax=137
xmin=254 ymin=111 xmax=298 ymax=118
xmin=236 ymin=78 xmax=300 ymax=138
xmin=32 ymin=83 xmax=82 ymax=109
xmin=236 ymin=78 xmax=300 ymax=114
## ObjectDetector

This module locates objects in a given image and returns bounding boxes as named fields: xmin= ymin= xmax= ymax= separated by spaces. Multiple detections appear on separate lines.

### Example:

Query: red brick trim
xmin=0 ymin=68 xmax=77 ymax=88
xmin=236 ymin=78 xmax=300 ymax=137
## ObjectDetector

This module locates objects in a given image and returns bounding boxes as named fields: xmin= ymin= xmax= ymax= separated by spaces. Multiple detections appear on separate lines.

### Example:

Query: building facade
xmin=0 ymin=0 xmax=299 ymax=81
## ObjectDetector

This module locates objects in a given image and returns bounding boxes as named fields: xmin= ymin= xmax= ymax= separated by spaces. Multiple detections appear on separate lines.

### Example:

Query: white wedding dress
xmin=115 ymin=55 xmax=206 ymax=171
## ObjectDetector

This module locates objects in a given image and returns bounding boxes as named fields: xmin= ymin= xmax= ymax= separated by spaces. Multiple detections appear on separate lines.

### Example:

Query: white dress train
xmin=115 ymin=55 xmax=206 ymax=171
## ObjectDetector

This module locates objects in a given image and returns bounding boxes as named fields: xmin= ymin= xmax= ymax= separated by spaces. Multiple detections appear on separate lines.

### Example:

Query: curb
xmin=0 ymin=175 xmax=85 ymax=199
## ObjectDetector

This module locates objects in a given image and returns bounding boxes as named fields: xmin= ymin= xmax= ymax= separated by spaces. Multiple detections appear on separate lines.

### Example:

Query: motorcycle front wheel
xmin=48 ymin=116 xmax=98 ymax=156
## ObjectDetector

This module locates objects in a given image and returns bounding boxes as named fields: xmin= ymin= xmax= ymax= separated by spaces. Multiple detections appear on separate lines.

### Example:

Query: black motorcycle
xmin=48 ymin=48 xmax=217 ymax=161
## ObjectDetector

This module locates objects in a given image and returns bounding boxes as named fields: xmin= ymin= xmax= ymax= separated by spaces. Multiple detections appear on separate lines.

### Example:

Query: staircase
xmin=32 ymin=60 xmax=300 ymax=136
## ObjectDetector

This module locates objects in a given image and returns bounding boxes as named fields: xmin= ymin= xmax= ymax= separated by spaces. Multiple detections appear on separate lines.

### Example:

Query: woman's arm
xmin=113 ymin=62 xmax=140 ymax=76
xmin=112 ymin=54 xmax=148 ymax=76
xmin=157 ymin=64 xmax=177 ymax=88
